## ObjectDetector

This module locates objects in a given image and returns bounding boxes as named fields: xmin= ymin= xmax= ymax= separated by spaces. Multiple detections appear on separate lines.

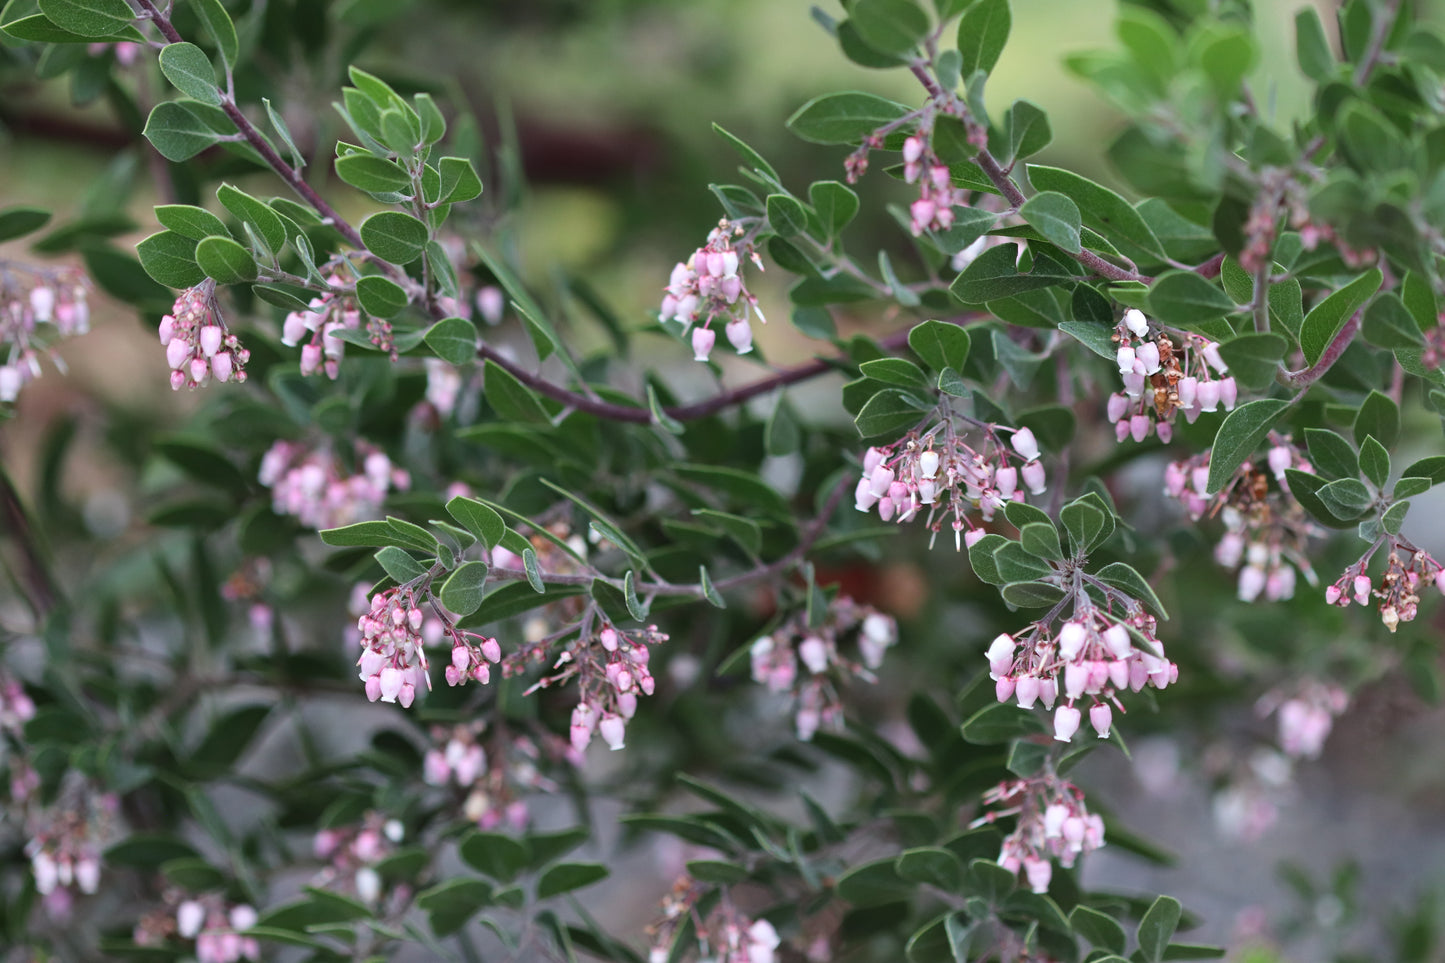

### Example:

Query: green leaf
xmin=1354 ymin=389 xmax=1400 ymax=448
xmin=1137 ymin=895 xmax=1183 ymax=963
xmin=438 ymin=156 xmax=483 ymax=203
xmin=216 ymin=185 xmax=287 ymax=255
xmin=1195 ymin=24 xmax=1256 ymax=99
xmin=786 ymin=91 xmax=913 ymax=145
xmin=1216 ymin=333 xmax=1287 ymax=391
xmin=810 ymin=180 xmax=860 ymax=236
xmin=195 ymin=235 xmax=258 ymax=284
xmin=1206 ymin=399 xmax=1290 ymax=494
xmin=1299 ymin=268 xmax=1382 ymax=366
xmin=1146 ymin=270 xmax=1237 ymax=327
xmin=1361 ymin=293 xmax=1425 ymax=348
xmin=191 ymin=0 xmax=237 ymax=64
xmin=968 ymin=532 xmax=1009 ymax=584
xmin=855 ymin=389 xmax=928 ymax=438
xmin=1382 ymin=499 xmax=1409 ymax=535
xmin=143 ymin=101 xmax=229 ymax=162
xmin=320 ymin=520 xmax=412 ymax=549
xmin=375 ymin=545 xmax=428 ymax=582
xmin=686 ymin=860 xmax=748 ymax=885
xmin=1295 ymin=7 xmax=1334 ymax=81
xmin=1094 ymin=561 xmax=1168 ymax=619
xmin=416 ymin=878 xmax=493 ymax=937
xmin=860 ymin=357 xmax=932 ymax=391
xmin=458 ymin=831 xmax=529 ymax=882
xmin=356 ymin=275 xmax=410 ymax=319
xmin=1304 ymin=428 xmax=1359 ymax=480
xmin=713 ymin=123 xmax=779 ymax=182
xmin=1358 ymin=436 xmax=1390 ymax=489
xmin=1018 ymin=521 xmax=1063 ymax=561
xmin=851 ymin=0 xmax=930 ymax=55
xmin=446 ymin=496 xmax=506 ymax=549
xmin=0 ymin=206 xmax=51 ymax=243
xmin=1002 ymin=99 xmax=1051 ymax=164
xmin=425 ymin=316 xmax=478 ymax=365
xmin=158 ymin=43 xmax=220 ymax=105
xmin=155 ymin=204 xmax=229 ymax=241
xmin=959 ymin=703 xmax=1046 ymax=744
xmin=895 ymin=847 xmax=964 ymax=890
xmin=1027 ymin=164 xmax=1164 ymax=259
xmin=1020 ymin=191 xmax=1081 ymax=253
xmin=957 ymin=0 xmax=1010 ymax=77
xmin=909 ymin=319 xmax=971 ymax=373
xmin=1059 ymin=493 xmax=1113 ymax=553
xmin=360 ymin=211 xmax=429 ymax=265
xmin=1071 ymin=906 xmax=1127 ymax=954
xmin=1402 ymin=272 xmax=1437 ymax=333
xmin=1393 ymin=477 xmax=1431 ymax=499
xmin=185 ymin=704 xmax=272 ymax=780
xmin=1000 ymin=579 xmax=1067 ymax=607
xmin=439 ymin=561 xmax=489 ymax=617
xmin=335 ymin=153 xmax=413 ymax=194
xmin=483 ymin=359 xmax=552 ymax=424
xmin=699 ymin=565 xmax=726 ymax=608
xmin=522 ymin=548 xmax=545 ymax=593
xmin=2 ymin=11 xmax=139 ymax=42
xmin=1004 ymin=500 xmax=1052 ymax=530
xmin=951 ymin=243 xmax=1075 ymax=304
xmin=937 ymin=366 xmax=969 ymax=397
xmin=1401 ymin=455 xmax=1445 ymax=484
xmin=536 ymin=862 xmax=609 ymax=899
xmin=836 ymin=857 xmax=917 ymax=907
xmin=1317 ymin=477 xmax=1373 ymax=520
xmin=37 ymin=0 xmax=133 ymax=37
xmin=766 ymin=193 xmax=809 ymax=238
xmin=136 ymin=230 xmax=205 ymax=288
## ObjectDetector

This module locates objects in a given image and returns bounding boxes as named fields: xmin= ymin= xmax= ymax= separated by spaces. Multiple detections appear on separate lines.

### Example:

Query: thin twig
xmin=1280 ymin=311 xmax=1361 ymax=393
xmin=0 ymin=465 xmax=59 ymax=618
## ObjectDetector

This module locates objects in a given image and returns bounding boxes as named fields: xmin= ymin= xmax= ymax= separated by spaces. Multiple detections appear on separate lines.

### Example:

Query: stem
xmin=908 ymin=64 xmax=1149 ymax=285
xmin=1353 ymin=0 xmax=1404 ymax=86
xmin=132 ymin=0 xmax=368 ymax=253
xmin=1250 ymin=260 xmax=1271 ymax=334
xmin=1280 ymin=311 xmax=1361 ymax=392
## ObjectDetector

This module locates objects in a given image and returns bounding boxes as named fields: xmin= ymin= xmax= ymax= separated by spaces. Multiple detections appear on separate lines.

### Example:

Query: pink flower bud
xmin=1115 ymin=421 xmax=1131 ymax=443
xmin=199 ymin=325 xmax=223 ymax=357
xmin=918 ymin=449 xmax=940 ymax=480
xmin=902 ymin=135 xmax=925 ymax=164
xmin=364 ymin=674 xmax=382 ymax=701
xmin=995 ymin=676 xmax=1016 ymax=702
xmin=1203 ymin=342 xmax=1228 ymax=373
xmin=166 ymin=338 xmax=190 ymax=369
xmin=1102 ymin=624 xmax=1132 ymax=660
xmin=1122 ymin=370 xmax=1146 ymax=398
xmin=158 ymin=315 xmax=175 ymax=345
xmin=570 ymin=703 xmax=596 ymax=753
xmin=1325 ymin=584 xmax=1343 ymax=605
xmin=599 ymin=713 xmax=626 ymax=751
xmin=1106 ymin=393 xmax=1130 ymax=423
xmin=1015 ymin=674 xmax=1041 ymax=709
xmin=451 ymin=646 xmax=470 ymax=673
xmin=994 ymin=466 xmax=1018 ymax=499
xmin=177 ymin=900 xmax=205 ymax=938
xmin=1116 ymin=344 xmax=1136 ymax=374
xmin=1196 ymin=379 xmax=1221 ymax=412
xmin=189 ymin=356 xmax=209 ymax=384
xmin=1024 ymin=856 xmax=1052 ymax=894
xmin=909 ymin=198 xmax=936 ymax=234
xmin=854 ymin=477 xmax=879 ymax=512
xmin=1353 ymin=575 xmax=1373 ymax=604
xmin=877 ymin=496 xmax=895 ymax=521
xmin=378 ymin=666 xmax=403 ymax=703
xmin=1136 ymin=341 xmax=1161 ymax=374
xmin=1218 ymin=376 xmax=1238 ymax=409
xmin=1053 ymin=705 xmax=1082 ymax=742
xmin=1176 ymin=376 xmax=1198 ymax=408
xmin=863 ymin=447 xmax=886 ymax=474
xmin=1057 ymin=621 xmax=1087 ymax=661
xmin=1124 ymin=308 xmax=1149 ymax=337
xmin=1130 ymin=414 xmax=1151 ymax=443
xmin=869 ymin=464 xmax=895 ymax=498
xmin=1156 ymin=421 xmax=1173 ymax=443
xmin=1435 ymin=570 xmax=1445 ymax=594
xmin=798 ymin=636 xmax=829 ymax=674
xmin=1089 ymin=703 xmax=1113 ymax=738
xmin=1064 ymin=662 xmax=1090 ymax=699
xmin=211 ymin=352 xmax=234 ymax=382
xmin=1011 ymin=427 xmax=1041 ymax=461
xmin=1022 ymin=460 xmax=1046 ymax=494
xmin=725 ymin=318 xmax=753 ymax=354
xmin=300 ymin=342 xmax=323 ymax=375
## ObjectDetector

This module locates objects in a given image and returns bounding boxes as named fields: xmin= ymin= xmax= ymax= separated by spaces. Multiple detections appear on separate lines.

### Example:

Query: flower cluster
xmin=750 ymin=598 xmax=897 ymax=741
xmin=1 ymin=265 xmax=90 ymax=402
xmin=1165 ymin=438 xmax=1320 ymax=602
xmin=987 ymin=603 xmax=1176 ymax=743
xmin=177 ymin=899 xmax=260 ymax=963
xmin=646 ymin=879 xmax=782 ymax=963
xmin=1325 ymin=535 xmax=1445 ymax=632
xmin=26 ymin=784 xmax=118 ymax=917
xmin=159 ymin=284 xmax=249 ymax=390
xmin=553 ymin=622 xmax=667 ymax=753
xmin=1258 ymin=681 xmax=1349 ymax=760
xmin=1107 ymin=309 xmax=1236 ymax=443
xmin=280 ymin=273 xmax=394 ymax=375
xmin=0 ymin=670 xmax=36 ymax=736
xmin=313 ymin=814 xmax=405 ymax=904
xmin=976 ymin=775 xmax=1105 ymax=894
xmin=855 ymin=424 xmax=1047 ymax=550
xmin=423 ymin=722 xmax=576 ymax=830
xmin=356 ymin=587 xmax=433 ymax=708
xmin=901 ymin=133 xmax=967 ymax=235
xmin=658 ymin=218 xmax=766 ymax=362
xmin=259 ymin=440 xmax=409 ymax=531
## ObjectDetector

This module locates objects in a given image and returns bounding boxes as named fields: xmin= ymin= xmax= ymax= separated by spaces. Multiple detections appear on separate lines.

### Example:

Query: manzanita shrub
xmin=1 ymin=0 xmax=1443 ymax=959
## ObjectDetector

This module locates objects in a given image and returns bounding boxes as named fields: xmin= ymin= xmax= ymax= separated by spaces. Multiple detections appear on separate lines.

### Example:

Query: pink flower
xmin=1011 ymin=427 xmax=1041 ymax=461
xmin=1089 ymin=703 xmax=1112 ymax=738
xmin=1053 ymin=705 xmax=1082 ymax=742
